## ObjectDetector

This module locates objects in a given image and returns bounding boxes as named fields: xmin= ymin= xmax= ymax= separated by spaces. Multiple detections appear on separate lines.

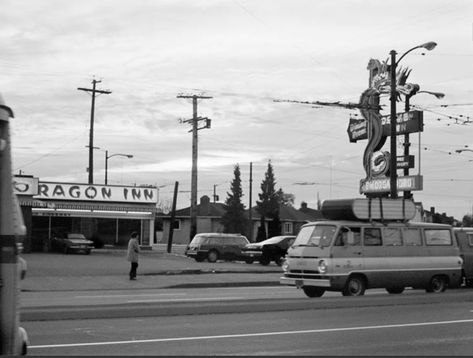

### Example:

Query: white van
xmin=280 ymin=220 xmax=463 ymax=297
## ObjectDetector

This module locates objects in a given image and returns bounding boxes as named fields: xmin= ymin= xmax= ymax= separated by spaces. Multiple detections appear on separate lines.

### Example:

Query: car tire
xmin=245 ymin=258 xmax=254 ymax=264
xmin=426 ymin=275 xmax=447 ymax=293
xmin=386 ymin=287 xmax=404 ymax=294
xmin=302 ymin=286 xmax=325 ymax=298
xmin=259 ymin=256 xmax=270 ymax=266
xmin=207 ymin=250 xmax=219 ymax=263
xmin=342 ymin=275 xmax=366 ymax=296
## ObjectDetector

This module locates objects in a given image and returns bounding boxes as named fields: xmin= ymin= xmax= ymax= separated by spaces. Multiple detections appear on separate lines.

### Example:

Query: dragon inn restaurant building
xmin=14 ymin=175 xmax=158 ymax=252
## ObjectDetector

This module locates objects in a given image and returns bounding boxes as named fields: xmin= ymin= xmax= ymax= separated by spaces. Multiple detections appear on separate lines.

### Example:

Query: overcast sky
xmin=2 ymin=0 xmax=473 ymax=219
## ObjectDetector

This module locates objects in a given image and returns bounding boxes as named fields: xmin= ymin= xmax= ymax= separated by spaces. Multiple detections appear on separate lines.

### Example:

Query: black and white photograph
xmin=1 ymin=0 xmax=473 ymax=355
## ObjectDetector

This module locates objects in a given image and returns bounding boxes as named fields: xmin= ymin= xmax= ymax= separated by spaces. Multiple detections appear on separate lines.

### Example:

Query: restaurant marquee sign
xmin=33 ymin=182 xmax=158 ymax=204
xmin=347 ymin=110 xmax=423 ymax=143
xmin=360 ymin=175 xmax=423 ymax=194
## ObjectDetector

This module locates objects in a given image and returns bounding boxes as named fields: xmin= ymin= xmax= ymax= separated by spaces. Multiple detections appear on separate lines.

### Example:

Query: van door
xmin=331 ymin=226 xmax=363 ymax=281
xmin=362 ymin=227 xmax=384 ymax=287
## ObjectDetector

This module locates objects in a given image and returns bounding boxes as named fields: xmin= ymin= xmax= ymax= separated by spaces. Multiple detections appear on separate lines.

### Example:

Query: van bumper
xmin=280 ymin=276 xmax=331 ymax=288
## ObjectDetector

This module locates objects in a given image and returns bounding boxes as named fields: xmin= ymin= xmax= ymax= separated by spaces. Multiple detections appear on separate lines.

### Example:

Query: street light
xmin=456 ymin=148 xmax=473 ymax=154
xmin=105 ymin=150 xmax=133 ymax=185
xmin=389 ymin=41 xmax=437 ymax=199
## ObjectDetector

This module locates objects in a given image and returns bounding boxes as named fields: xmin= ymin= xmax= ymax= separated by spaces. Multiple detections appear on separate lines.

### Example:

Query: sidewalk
xmin=21 ymin=245 xmax=283 ymax=292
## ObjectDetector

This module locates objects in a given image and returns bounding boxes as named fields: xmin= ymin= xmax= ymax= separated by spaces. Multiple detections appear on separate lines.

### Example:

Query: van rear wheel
xmin=302 ymin=286 xmax=325 ymax=298
xmin=426 ymin=275 xmax=447 ymax=293
xmin=207 ymin=250 xmax=219 ymax=263
xmin=342 ymin=276 xmax=366 ymax=296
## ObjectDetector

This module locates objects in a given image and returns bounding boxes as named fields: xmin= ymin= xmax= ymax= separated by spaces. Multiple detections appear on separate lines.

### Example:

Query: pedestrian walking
xmin=127 ymin=231 xmax=140 ymax=280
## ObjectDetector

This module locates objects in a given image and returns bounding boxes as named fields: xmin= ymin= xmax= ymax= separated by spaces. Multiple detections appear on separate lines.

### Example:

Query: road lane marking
xmin=75 ymin=293 xmax=187 ymax=298
xmin=127 ymin=297 xmax=244 ymax=303
xmin=29 ymin=318 xmax=473 ymax=349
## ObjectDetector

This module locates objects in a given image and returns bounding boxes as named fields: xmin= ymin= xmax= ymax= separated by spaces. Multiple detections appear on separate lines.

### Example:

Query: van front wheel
xmin=207 ymin=250 xmax=219 ymax=263
xmin=426 ymin=275 xmax=447 ymax=293
xmin=302 ymin=286 xmax=325 ymax=298
xmin=342 ymin=276 xmax=366 ymax=296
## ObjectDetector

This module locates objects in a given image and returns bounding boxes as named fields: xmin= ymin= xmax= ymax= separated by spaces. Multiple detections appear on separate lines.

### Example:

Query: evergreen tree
xmin=221 ymin=164 xmax=247 ymax=234
xmin=256 ymin=161 xmax=280 ymax=241
xmin=277 ymin=189 xmax=295 ymax=207
xmin=462 ymin=214 xmax=473 ymax=227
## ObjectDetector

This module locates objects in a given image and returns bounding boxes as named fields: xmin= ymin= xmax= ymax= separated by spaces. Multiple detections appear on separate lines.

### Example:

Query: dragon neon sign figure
xmin=358 ymin=58 xmax=420 ymax=195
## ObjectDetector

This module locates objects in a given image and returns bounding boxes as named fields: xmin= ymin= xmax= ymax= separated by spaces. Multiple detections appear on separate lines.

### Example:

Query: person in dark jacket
xmin=126 ymin=232 xmax=140 ymax=280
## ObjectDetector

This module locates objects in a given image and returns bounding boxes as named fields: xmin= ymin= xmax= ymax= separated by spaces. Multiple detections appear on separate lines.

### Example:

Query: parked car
xmin=185 ymin=233 xmax=250 ymax=262
xmin=50 ymin=233 xmax=94 ymax=254
xmin=242 ymin=235 xmax=296 ymax=266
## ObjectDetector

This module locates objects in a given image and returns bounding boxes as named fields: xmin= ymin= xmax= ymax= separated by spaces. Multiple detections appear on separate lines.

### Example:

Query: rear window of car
xmin=234 ymin=237 xmax=249 ymax=245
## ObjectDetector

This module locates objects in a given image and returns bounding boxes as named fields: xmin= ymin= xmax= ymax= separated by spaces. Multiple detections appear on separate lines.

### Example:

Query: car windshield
xmin=190 ymin=236 xmax=207 ymax=245
xmin=68 ymin=234 xmax=86 ymax=240
xmin=292 ymin=225 xmax=337 ymax=247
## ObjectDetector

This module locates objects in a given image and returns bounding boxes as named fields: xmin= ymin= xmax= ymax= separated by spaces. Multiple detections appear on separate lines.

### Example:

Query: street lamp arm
xmin=107 ymin=153 xmax=134 ymax=159
xmin=104 ymin=151 xmax=133 ymax=185
xmin=417 ymin=90 xmax=445 ymax=99
xmin=456 ymin=149 xmax=473 ymax=153
xmin=395 ymin=42 xmax=437 ymax=65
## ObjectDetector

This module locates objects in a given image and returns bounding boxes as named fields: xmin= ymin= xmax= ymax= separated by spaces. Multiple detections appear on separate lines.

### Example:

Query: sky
xmin=2 ymin=0 xmax=473 ymax=220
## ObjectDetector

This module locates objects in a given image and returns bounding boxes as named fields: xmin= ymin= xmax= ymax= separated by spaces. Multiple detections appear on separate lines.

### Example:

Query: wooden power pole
xmin=177 ymin=94 xmax=212 ymax=242
xmin=78 ymin=79 xmax=111 ymax=184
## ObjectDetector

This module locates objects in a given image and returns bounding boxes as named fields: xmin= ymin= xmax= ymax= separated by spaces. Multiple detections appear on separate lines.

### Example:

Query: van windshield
xmin=293 ymin=225 xmax=337 ymax=247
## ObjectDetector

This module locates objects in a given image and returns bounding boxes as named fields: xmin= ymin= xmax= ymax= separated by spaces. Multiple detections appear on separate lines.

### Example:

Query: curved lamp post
xmin=456 ymin=148 xmax=473 ymax=154
xmin=389 ymin=41 xmax=437 ymax=199
xmin=105 ymin=150 xmax=133 ymax=185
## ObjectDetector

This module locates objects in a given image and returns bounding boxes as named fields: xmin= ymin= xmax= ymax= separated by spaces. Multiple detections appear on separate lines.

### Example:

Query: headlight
xmin=318 ymin=259 xmax=327 ymax=274
xmin=282 ymin=259 xmax=289 ymax=272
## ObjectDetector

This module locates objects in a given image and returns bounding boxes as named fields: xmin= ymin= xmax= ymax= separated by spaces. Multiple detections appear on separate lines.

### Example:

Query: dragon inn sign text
xmin=36 ymin=182 xmax=158 ymax=204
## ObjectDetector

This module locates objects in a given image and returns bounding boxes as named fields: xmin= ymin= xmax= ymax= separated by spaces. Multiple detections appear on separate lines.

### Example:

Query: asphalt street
xmin=20 ymin=244 xmax=282 ymax=292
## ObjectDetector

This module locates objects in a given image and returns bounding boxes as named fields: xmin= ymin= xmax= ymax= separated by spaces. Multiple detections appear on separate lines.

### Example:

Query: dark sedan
xmin=50 ymin=233 xmax=94 ymax=254
xmin=242 ymin=235 xmax=295 ymax=266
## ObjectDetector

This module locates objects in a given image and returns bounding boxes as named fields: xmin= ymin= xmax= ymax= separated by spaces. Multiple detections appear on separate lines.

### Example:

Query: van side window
xmin=340 ymin=227 xmax=361 ymax=246
xmin=364 ymin=228 xmax=382 ymax=246
xmin=425 ymin=229 xmax=452 ymax=246
xmin=403 ymin=228 xmax=422 ymax=246
xmin=383 ymin=228 xmax=402 ymax=246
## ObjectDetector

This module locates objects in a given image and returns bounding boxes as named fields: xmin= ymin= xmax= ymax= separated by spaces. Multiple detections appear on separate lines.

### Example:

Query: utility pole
xmin=177 ymin=94 xmax=212 ymax=241
xmin=248 ymin=162 xmax=253 ymax=242
xmin=78 ymin=79 xmax=111 ymax=184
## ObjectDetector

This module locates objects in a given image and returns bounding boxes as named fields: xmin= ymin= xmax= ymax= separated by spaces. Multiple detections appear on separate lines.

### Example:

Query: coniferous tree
xmin=462 ymin=215 xmax=473 ymax=227
xmin=256 ymin=161 xmax=280 ymax=241
xmin=221 ymin=164 xmax=247 ymax=234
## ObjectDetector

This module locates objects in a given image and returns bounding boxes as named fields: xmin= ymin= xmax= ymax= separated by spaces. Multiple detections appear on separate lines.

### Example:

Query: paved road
xmin=24 ymin=292 xmax=473 ymax=356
